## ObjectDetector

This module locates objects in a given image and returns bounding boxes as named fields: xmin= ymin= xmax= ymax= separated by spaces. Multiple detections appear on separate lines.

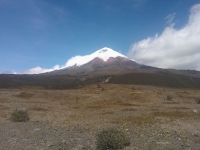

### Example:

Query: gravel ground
xmin=0 ymin=121 xmax=199 ymax=150
xmin=0 ymin=122 xmax=96 ymax=150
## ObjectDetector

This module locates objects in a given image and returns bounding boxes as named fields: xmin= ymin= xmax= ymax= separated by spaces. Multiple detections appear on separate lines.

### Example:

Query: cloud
xmin=165 ymin=13 xmax=176 ymax=26
xmin=128 ymin=4 xmax=200 ymax=71
xmin=19 ymin=65 xmax=60 ymax=74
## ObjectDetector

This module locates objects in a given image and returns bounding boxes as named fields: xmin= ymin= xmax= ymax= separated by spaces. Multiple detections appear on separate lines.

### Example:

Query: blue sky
xmin=0 ymin=0 xmax=200 ymax=74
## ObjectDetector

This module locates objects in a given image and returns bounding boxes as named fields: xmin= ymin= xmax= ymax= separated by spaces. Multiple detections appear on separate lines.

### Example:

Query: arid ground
xmin=0 ymin=84 xmax=200 ymax=150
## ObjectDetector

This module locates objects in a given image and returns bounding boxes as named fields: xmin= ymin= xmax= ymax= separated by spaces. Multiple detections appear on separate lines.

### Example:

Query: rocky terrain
xmin=0 ymin=84 xmax=199 ymax=149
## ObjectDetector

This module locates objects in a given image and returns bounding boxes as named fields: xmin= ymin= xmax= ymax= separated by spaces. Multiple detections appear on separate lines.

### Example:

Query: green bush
xmin=10 ymin=109 xmax=29 ymax=122
xmin=96 ymin=128 xmax=130 ymax=150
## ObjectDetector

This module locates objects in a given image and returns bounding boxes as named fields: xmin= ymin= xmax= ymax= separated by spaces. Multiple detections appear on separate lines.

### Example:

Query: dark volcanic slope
xmin=1 ymin=68 xmax=200 ymax=89
xmin=1 ymin=56 xmax=200 ymax=89
xmin=0 ymin=74 xmax=79 ymax=89
xmin=108 ymin=71 xmax=200 ymax=89
xmin=49 ymin=56 xmax=141 ymax=75
xmin=85 ymin=56 xmax=141 ymax=69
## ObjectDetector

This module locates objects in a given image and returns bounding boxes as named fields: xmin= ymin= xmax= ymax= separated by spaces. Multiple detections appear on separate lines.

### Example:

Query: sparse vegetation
xmin=15 ymin=91 xmax=34 ymax=98
xmin=10 ymin=109 xmax=29 ymax=122
xmin=166 ymin=95 xmax=173 ymax=100
xmin=1 ymin=83 xmax=200 ymax=149
xmin=76 ymin=96 xmax=79 ymax=103
xmin=96 ymin=128 xmax=130 ymax=150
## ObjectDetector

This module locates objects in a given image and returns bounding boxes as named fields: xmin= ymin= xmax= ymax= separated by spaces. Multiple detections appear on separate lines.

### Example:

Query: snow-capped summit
xmin=18 ymin=47 xmax=139 ymax=74
xmin=92 ymin=47 xmax=128 ymax=61
xmin=65 ymin=47 xmax=129 ymax=67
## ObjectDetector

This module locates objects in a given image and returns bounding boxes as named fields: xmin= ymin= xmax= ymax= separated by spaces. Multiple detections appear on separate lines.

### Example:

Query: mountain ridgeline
xmin=1 ymin=47 xmax=200 ymax=89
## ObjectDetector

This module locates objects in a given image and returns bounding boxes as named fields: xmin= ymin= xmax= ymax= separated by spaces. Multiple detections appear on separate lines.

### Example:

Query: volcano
xmin=1 ymin=47 xmax=200 ymax=89
xmin=63 ymin=47 xmax=141 ymax=71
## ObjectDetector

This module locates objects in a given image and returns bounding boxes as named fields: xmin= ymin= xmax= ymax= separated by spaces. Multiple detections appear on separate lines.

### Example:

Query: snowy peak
xmin=92 ymin=47 xmax=128 ymax=61
xmin=65 ymin=47 xmax=129 ymax=67
xmin=98 ymin=49 xmax=108 ymax=53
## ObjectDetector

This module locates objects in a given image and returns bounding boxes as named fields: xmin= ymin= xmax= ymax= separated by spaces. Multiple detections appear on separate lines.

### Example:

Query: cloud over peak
xmin=128 ymin=3 xmax=200 ymax=71
xmin=19 ymin=65 xmax=60 ymax=74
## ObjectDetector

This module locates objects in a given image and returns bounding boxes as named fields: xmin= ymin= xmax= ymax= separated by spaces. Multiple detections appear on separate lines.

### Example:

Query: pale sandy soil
xmin=0 ymin=84 xmax=199 ymax=149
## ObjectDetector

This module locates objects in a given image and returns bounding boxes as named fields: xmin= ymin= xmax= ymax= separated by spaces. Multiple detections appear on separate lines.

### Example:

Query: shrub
xmin=166 ymin=95 xmax=173 ymax=101
xmin=10 ymin=109 xmax=29 ymax=122
xmin=197 ymin=99 xmax=200 ymax=104
xmin=96 ymin=128 xmax=130 ymax=150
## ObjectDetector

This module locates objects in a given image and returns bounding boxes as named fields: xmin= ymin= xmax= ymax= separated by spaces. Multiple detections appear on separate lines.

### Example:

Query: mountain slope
xmin=1 ymin=47 xmax=200 ymax=89
xmin=52 ymin=47 xmax=141 ymax=75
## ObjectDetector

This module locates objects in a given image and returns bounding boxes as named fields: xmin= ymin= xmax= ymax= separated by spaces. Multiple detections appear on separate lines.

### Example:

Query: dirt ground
xmin=0 ymin=84 xmax=200 ymax=150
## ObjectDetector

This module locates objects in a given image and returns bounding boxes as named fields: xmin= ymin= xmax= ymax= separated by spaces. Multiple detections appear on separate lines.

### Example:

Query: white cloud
xmin=165 ymin=13 xmax=176 ymax=26
xmin=128 ymin=4 xmax=200 ymax=71
xmin=19 ymin=65 xmax=60 ymax=74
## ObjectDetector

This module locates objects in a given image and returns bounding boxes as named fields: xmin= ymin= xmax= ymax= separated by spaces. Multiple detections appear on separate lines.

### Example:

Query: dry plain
xmin=0 ymin=84 xmax=200 ymax=150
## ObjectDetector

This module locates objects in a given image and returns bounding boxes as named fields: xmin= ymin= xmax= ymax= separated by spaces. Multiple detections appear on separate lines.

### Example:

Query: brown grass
xmin=113 ymin=101 xmax=139 ymax=106
xmin=15 ymin=92 xmax=34 ymax=98
xmin=176 ymin=92 xmax=200 ymax=99
xmin=86 ymin=105 xmax=105 ymax=109
xmin=71 ymin=106 xmax=80 ymax=109
xmin=121 ymin=108 xmax=136 ymax=111
xmin=112 ymin=109 xmax=199 ymax=126
xmin=0 ymin=84 xmax=200 ymax=129
xmin=102 ymin=111 xmax=114 ymax=115
xmin=0 ymin=99 xmax=8 ymax=103
xmin=152 ymin=111 xmax=195 ymax=119
xmin=29 ymin=107 xmax=49 ymax=112
xmin=0 ymin=106 xmax=9 ymax=110
xmin=163 ymin=101 xmax=180 ymax=104
xmin=170 ymin=107 xmax=190 ymax=110
xmin=86 ymin=99 xmax=140 ymax=110
xmin=150 ymin=108 xmax=159 ymax=111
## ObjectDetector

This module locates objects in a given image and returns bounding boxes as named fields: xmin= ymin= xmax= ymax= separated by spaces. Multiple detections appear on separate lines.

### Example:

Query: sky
xmin=0 ymin=0 xmax=200 ymax=74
